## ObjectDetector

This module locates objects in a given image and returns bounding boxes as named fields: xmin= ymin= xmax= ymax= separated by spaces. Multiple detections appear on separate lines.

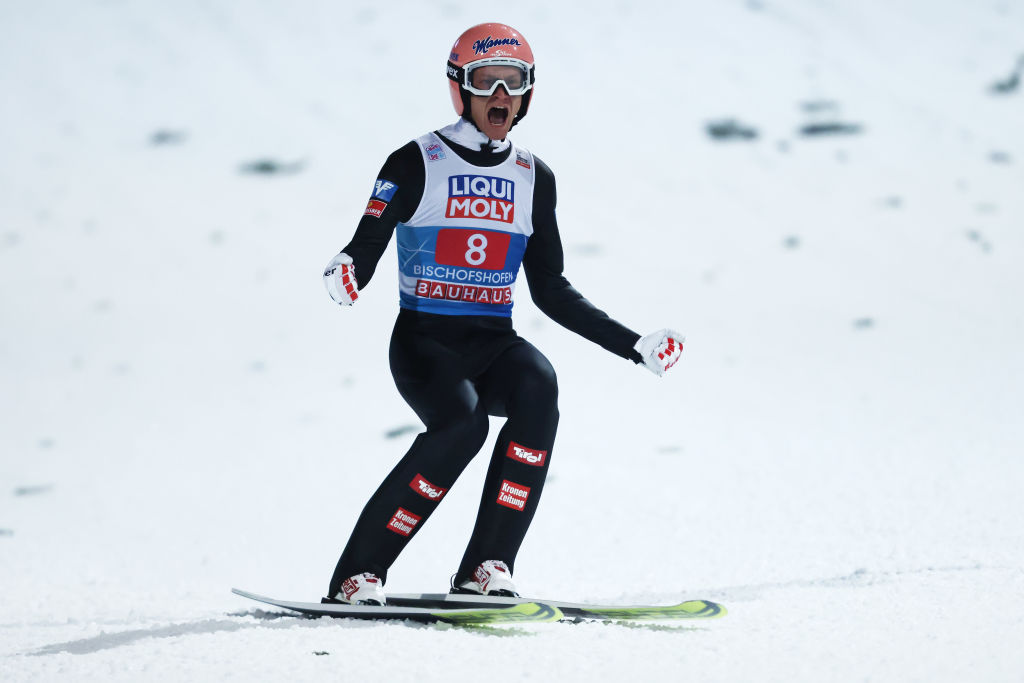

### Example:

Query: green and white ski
xmin=231 ymin=588 xmax=563 ymax=625
xmin=386 ymin=592 xmax=726 ymax=622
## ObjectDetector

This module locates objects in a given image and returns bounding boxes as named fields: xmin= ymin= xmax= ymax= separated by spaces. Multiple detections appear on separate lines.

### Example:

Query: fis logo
xmin=506 ymin=441 xmax=547 ymax=467
xmin=446 ymin=175 xmax=515 ymax=223
xmin=373 ymin=179 xmax=398 ymax=201
xmin=515 ymin=151 xmax=531 ymax=169
xmin=410 ymin=473 xmax=448 ymax=501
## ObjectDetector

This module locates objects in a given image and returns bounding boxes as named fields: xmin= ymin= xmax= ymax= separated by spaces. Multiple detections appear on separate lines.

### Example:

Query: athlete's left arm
xmin=522 ymin=156 xmax=643 ymax=363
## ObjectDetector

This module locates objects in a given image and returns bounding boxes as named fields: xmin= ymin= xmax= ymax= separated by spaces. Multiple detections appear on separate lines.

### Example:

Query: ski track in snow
xmin=704 ymin=563 xmax=1014 ymax=599
xmin=3 ymin=0 xmax=1024 ymax=681
xmin=19 ymin=565 xmax=1012 ymax=657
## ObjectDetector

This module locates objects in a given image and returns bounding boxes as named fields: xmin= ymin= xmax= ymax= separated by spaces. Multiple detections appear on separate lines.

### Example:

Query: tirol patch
xmin=472 ymin=36 xmax=522 ymax=55
xmin=496 ymin=479 xmax=530 ymax=511
xmin=516 ymin=151 xmax=531 ymax=169
xmin=446 ymin=175 xmax=515 ymax=224
xmin=386 ymin=507 xmax=421 ymax=537
xmin=506 ymin=441 xmax=547 ymax=467
xmin=410 ymin=473 xmax=447 ymax=501
xmin=373 ymin=179 xmax=398 ymax=201
xmin=364 ymin=199 xmax=387 ymax=218
xmin=425 ymin=142 xmax=446 ymax=162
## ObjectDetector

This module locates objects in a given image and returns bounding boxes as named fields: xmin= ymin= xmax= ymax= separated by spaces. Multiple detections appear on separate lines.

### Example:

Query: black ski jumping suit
xmin=328 ymin=121 xmax=642 ymax=595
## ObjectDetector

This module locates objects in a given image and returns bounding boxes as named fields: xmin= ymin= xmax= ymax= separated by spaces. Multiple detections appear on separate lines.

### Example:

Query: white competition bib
xmin=396 ymin=132 xmax=536 ymax=317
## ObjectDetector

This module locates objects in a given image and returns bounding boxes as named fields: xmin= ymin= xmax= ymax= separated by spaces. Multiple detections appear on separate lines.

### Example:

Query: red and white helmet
xmin=446 ymin=23 xmax=535 ymax=127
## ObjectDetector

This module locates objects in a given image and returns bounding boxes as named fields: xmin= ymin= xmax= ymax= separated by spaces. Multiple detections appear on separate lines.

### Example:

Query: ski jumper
xmin=328 ymin=120 xmax=643 ymax=595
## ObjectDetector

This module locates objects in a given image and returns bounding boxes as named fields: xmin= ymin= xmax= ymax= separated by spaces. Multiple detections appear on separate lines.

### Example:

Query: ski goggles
xmin=447 ymin=58 xmax=535 ymax=97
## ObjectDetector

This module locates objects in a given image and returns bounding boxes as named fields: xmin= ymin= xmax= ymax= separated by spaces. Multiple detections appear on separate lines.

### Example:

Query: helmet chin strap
xmin=459 ymin=88 xmax=475 ymax=128
xmin=513 ymin=89 xmax=532 ymax=127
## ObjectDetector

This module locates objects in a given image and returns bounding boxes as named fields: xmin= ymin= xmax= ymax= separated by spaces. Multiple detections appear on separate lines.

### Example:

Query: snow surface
xmin=2 ymin=0 xmax=1024 ymax=681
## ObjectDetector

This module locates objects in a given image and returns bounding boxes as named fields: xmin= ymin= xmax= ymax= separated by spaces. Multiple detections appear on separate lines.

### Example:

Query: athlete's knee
xmin=464 ymin=405 xmax=491 ymax=451
xmin=435 ymin=403 xmax=490 ymax=458
xmin=510 ymin=358 xmax=559 ymax=416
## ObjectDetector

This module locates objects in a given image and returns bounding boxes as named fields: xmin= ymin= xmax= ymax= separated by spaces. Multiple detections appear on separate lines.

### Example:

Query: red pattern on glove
xmin=657 ymin=337 xmax=683 ymax=372
xmin=340 ymin=265 xmax=359 ymax=301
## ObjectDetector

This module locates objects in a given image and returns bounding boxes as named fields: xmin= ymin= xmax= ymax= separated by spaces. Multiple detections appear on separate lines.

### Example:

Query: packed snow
xmin=2 ymin=1 xmax=1023 ymax=681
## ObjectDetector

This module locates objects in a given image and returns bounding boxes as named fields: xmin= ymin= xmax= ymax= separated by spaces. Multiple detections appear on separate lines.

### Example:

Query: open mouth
xmin=487 ymin=106 xmax=509 ymax=126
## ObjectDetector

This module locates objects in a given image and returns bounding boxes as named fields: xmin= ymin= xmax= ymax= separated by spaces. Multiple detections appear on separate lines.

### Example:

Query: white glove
xmin=323 ymin=252 xmax=359 ymax=305
xmin=634 ymin=329 xmax=685 ymax=376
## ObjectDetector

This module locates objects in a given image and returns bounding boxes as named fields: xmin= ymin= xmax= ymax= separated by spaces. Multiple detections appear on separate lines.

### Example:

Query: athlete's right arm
xmin=323 ymin=141 xmax=425 ymax=305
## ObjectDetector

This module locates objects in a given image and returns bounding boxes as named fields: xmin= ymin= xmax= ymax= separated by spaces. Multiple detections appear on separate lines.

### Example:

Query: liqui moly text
xmin=446 ymin=175 xmax=515 ymax=223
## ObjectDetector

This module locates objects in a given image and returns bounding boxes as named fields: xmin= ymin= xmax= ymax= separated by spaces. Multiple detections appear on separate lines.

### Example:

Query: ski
xmin=231 ymin=588 xmax=562 ymax=625
xmin=386 ymin=592 xmax=726 ymax=622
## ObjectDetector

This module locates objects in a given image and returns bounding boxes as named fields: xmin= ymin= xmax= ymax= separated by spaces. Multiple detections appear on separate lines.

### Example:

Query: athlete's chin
xmin=473 ymin=117 xmax=509 ymax=141
xmin=481 ymin=124 xmax=512 ymax=141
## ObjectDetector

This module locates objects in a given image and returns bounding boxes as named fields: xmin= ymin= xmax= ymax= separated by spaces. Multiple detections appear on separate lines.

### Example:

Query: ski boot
xmin=451 ymin=560 xmax=519 ymax=597
xmin=330 ymin=572 xmax=386 ymax=606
